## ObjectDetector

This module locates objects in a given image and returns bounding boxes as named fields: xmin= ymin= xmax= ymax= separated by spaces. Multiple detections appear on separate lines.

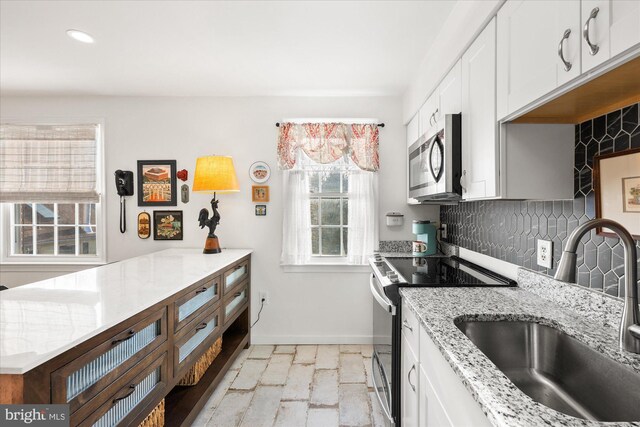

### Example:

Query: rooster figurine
xmin=198 ymin=195 xmax=222 ymax=253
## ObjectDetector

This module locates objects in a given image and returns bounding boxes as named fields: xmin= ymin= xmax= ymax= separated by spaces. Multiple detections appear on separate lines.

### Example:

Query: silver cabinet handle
xmin=429 ymin=113 xmax=434 ymax=126
xmin=460 ymin=170 xmax=467 ymax=193
xmin=408 ymin=364 xmax=416 ymax=392
xmin=583 ymin=7 xmax=600 ymax=56
xmin=403 ymin=319 xmax=413 ymax=332
xmin=558 ymin=29 xmax=572 ymax=71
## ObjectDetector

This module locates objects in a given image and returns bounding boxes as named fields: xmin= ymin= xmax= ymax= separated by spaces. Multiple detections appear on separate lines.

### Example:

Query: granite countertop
xmin=401 ymin=271 xmax=640 ymax=427
xmin=0 ymin=248 xmax=252 ymax=374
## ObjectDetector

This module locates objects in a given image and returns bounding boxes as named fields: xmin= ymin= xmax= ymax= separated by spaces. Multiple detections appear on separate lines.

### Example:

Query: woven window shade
xmin=0 ymin=124 xmax=100 ymax=203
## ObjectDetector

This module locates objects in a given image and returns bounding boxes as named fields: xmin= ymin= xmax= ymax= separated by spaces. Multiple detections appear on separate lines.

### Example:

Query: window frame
xmin=0 ymin=118 xmax=106 ymax=265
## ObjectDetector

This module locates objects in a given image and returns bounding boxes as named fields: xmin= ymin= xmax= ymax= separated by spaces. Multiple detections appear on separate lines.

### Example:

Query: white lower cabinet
xmin=402 ymin=332 xmax=420 ymax=427
xmin=401 ymin=303 xmax=491 ymax=426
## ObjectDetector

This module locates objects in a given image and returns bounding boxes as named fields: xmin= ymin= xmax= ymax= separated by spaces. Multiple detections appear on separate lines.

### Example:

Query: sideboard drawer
xmin=174 ymin=275 xmax=220 ymax=332
xmin=173 ymin=306 xmax=222 ymax=376
xmin=223 ymin=281 xmax=249 ymax=326
xmin=223 ymin=259 xmax=249 ymax=294
xmin=52 ymin=308 xmax=167 ymax=414
xmin=76 ymin=350 xmax=168 ymax=427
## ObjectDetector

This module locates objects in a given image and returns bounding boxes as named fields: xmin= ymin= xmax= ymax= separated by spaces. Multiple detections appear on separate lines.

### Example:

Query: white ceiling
xmin=0 ymin=0 xmax=455 ymax=97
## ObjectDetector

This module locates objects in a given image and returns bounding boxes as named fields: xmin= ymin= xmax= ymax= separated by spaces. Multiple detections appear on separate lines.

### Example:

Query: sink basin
xmin=456 ymin=320 xmax=640 ymax=422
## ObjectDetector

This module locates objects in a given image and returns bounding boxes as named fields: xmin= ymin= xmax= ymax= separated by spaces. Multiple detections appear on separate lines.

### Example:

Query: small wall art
xmin=138 ymin=211 xmax=151 ymax=239
xmin=153 ymin=210 xmax=183 ymax=240
xmin=594 ymin=148 xmax=640 ymax=239
xmin=249 ymin=161 xmax=271 ymax=183
xmin=137 ymin=160 xmax=177 ymax=206
xmin=255 ymin=204 xmax=267 ymax=216
xmin=252 ymin=185 xmax=270 ymax=202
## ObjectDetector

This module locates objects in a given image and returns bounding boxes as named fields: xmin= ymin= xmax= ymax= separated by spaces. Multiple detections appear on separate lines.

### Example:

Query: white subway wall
xmin=0 ymin=95 xmax=438 ymax=343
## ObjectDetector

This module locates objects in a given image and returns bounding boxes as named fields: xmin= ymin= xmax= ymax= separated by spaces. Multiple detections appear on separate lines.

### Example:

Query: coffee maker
xmin=412 ymin=220 xmax=437 ymax=256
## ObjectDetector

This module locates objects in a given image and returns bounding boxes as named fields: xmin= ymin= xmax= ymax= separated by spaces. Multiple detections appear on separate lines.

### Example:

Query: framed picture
xmin=255 ymin=204 xmax=267 ymax=216
xmin=138 ymin=211 xmax=151 ymax=239
xmin=249 ymin=161 xmax=271 ymax=183
xmin=137 ymin=160 xmax=177 ymax=206
xmin=252 ymin=185 xmax=270 ymax=202
xmin=153 ymin=210 xmax=183 ymax=240
xmin=593 ymin=148 xmax=640 ymax=239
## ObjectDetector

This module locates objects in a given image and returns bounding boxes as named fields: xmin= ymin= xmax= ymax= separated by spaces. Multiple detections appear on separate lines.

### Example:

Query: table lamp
xmin=193 ymin=155 xmax=239 ymax=253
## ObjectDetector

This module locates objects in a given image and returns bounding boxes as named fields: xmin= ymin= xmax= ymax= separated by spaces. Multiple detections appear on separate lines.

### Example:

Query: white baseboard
xmin=250 ymin=335 xmax=373 ymax=345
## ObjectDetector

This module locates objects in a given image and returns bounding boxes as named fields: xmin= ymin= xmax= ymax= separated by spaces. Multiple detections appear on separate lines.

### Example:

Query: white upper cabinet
xmin=583 ymin=0 xmax=640 ymax=71
xmin=438 ymin=60 xmax=462 ymax=117
xmin=406 ymin=113 xmax=420 ymax=147
xmin=418 ymin=92 xmax=439 ymax=139
xmin=582 ymin=0 xmax=612 ymax=71
xmin=497 ymin=1 xmax=581 ymax=119
xmin=610 ymin=0 xmax=640 ymax=57
xmin=461 ymin=17 xmax=498 ymax=200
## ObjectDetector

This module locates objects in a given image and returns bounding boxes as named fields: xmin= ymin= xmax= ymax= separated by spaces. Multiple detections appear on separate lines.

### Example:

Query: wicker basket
xmin=178 ymin=336 xmax=223 ymax=386
xmin=139 ymin=399 xmax=164 ymax=427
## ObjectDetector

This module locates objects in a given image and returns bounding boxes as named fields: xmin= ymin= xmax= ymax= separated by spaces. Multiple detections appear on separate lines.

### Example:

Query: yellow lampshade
xmin=193 ymin=156 xmax=240 ymax=193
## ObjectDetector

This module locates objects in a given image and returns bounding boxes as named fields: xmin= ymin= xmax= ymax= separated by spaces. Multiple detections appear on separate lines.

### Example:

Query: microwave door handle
xmin=370 ymin=274 xmax=396 ymax=315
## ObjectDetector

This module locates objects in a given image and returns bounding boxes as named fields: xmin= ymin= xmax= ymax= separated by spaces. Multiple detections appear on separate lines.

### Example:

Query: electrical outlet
xmin=441 ymin=224 xmax=448 ymax=240
xmin=259 ymin=291 xmax=269 ymax=305
xmin=536 ymin=239 xmax=553 ymax=269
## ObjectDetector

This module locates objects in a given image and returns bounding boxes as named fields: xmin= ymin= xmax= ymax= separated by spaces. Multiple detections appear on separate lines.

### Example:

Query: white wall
xmin=0 ymin=95 xmax=438 ymax=343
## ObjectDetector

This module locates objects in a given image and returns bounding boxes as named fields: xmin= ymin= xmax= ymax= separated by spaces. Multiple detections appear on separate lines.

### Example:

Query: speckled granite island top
xmin=401 ymin=272 xmax=640 ymax=427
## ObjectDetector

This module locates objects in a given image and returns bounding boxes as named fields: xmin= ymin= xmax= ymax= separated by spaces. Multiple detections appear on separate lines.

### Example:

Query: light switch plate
xmin=536 ymin=239 xmax=553 ymax=269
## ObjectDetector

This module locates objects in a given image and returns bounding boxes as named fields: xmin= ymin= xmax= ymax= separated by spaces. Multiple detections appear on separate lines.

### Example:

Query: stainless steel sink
xmin=456 ymin=320 xmax=640 ymax=422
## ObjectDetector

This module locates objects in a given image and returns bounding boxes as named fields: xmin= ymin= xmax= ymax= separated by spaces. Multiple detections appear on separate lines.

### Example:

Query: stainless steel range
xmin=369 ymin=254 xmax=515 ymax=427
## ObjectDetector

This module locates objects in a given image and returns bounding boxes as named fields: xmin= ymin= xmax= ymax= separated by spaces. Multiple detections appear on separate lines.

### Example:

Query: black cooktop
xmin=386 ymin=256 xmax=515 ymax=287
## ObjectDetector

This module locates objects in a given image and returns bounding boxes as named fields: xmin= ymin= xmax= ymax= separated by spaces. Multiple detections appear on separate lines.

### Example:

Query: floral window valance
xmin=277 ymin=122 xmax=379 ymax=171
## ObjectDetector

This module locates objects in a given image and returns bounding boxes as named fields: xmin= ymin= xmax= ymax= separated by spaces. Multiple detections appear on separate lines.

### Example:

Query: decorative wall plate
xmin=249 ymin=161 xmax=271 ymax=183
xmin=138 ymin=211 xmax=151 ymax=239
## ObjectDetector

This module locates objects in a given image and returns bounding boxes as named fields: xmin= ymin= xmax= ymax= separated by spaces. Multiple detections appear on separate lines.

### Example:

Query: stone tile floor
xmin=192 ymin=345 xmax=386 ymax=427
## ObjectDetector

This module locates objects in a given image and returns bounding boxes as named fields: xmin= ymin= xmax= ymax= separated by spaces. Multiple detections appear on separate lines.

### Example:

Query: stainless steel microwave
xmin=408 ymin=113 xmax=462 ymax=202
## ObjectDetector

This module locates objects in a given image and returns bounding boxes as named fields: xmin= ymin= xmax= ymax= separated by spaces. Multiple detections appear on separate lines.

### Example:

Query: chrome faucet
xmin=554 ymin=218 xmax=640 ymax=353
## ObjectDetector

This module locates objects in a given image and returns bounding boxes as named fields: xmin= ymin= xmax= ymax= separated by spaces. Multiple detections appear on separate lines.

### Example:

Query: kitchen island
xmin=0 ymin=248 xmax=252 ymax=427
xmin=401 ymin=268 xmax=640 ymax=427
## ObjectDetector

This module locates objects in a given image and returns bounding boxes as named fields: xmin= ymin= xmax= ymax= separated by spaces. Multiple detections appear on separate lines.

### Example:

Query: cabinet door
xmin=406 ymin=114 xmax=420 ymax=147
xmin=497 ymin=0 xmax=580 ymax=119
xmin=610 ymin=0 xmax=640 ymax=58
xmin=419 ymin=366 xmax=452 ymax=427
xmin=438 ymin=60 xmax=462 ymax=118
xmin=461 ymin=17 xmax=499 ymax=200
xmin=582 ymin=0 xmax=610 ymax=71
xmin=401 ymin=333 xmax=419 ymax=427
xmin=419 ymin=93 xmax=439 ymax=139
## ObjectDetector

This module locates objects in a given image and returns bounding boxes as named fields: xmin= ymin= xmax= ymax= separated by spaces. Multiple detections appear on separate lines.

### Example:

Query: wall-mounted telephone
xmin=115 ymin=170 xmax=134 ymax=197
xmin=114 ymin=170 xmax=134 ymax=233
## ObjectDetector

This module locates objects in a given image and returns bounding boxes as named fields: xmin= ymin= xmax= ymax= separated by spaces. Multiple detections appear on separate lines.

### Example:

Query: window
xmin=278 ymin=121 xmax=379 ymax=266
xmin=11 ymin=203 xmax=97 ymax=256
xmin=310 ymin=170 xmax=349 ymax=257
xmin=0 ymin=123 xmax=104 ymax=264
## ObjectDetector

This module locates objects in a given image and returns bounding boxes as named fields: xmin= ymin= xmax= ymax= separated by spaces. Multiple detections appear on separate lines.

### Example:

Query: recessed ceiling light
xmin=66 ymin=29 xmax=95 ymax=44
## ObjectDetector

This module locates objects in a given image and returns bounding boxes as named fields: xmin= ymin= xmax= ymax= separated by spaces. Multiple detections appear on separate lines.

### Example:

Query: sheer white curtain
xmin=347 ymin=170 xmax=378 ymax=264
xmin=281 ymin=168 xmax=312 ymax=265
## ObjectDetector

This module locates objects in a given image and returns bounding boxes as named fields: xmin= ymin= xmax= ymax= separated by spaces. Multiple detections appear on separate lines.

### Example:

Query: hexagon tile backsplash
xmin=441 ymin=102 xmax=640 ymax=299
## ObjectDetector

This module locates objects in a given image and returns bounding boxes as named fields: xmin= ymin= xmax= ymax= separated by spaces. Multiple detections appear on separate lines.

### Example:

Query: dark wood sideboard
xmin=0 ymin=254 xmax=251 ymax=427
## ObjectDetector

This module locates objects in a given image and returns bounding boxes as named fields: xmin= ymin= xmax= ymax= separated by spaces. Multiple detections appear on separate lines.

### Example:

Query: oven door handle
xmin=372 ymin=351 xmax=395 ymax=425
xmin=370 ymin=274 xmax=396 ymax=316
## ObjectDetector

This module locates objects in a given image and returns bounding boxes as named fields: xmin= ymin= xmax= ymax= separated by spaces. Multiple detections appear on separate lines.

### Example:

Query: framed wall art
xmin=153 ymin=210 xmax=183 ymax=240
xmin=249 ymin=161 xmax=271 ymax=183
xmin=255 ymin=204 xmax=267 ymax=216
xmin=138 ymin=211 xmax=151 ymax=239
xmin=137 ymin=160 xmax=177 ymax=206
xmin=593 ymin=148 xmax=640 ymax=239
xmin=252 ymin=185 xmax=270 ymax=202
